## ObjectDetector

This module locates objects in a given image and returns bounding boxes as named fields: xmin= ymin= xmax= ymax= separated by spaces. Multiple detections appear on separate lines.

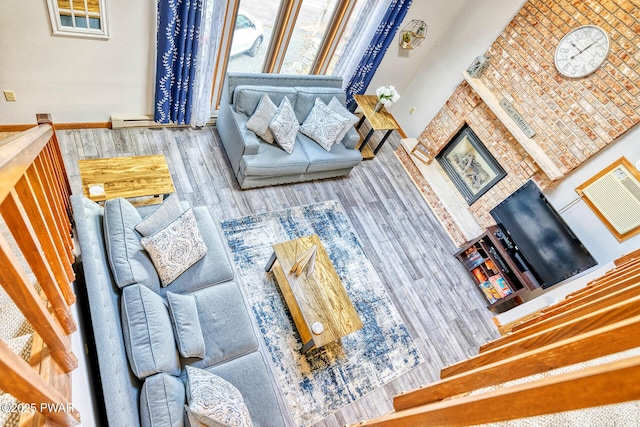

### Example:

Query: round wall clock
xmin=554 ymin=25 xmax=610 ymax=78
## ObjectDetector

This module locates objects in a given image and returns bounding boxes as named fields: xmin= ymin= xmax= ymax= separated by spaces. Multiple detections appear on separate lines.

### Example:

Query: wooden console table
xmin=78 ymin=154 xmax=175 ymax=205
xmin=265 ymin=234 xmax=363 ymax=353
xmin=353 ymin=94 xmax=401 ymax=160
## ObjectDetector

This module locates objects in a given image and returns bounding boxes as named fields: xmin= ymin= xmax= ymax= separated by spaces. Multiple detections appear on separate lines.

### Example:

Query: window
xmin=46 ymin=0 xmax=109 ymax=39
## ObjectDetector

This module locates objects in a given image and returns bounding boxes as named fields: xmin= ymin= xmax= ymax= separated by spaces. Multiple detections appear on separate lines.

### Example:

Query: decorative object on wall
xmin=374 ymin=85 xmax=400 ymax=112
xmin=576 ymin=157 xmax=640 ymax=241
xmin=46 ymin=0 xmax=109 ymax=38
xmin=344 ymin=0 xmax=413 ymax=111
xmin=399 ymin=19 xmax=427 ymax=49
xmin=466 ymin=54 xmax=490 ymax=78
xmin=436 ymin=125 xmax=506 ymax=205
xmin=154 ymin=0 xmax=202 ymax=125
xmin=499 ymin=98 xmax=536 ymax=138
xmin=554 ymin=25 xmax=610 ymax=78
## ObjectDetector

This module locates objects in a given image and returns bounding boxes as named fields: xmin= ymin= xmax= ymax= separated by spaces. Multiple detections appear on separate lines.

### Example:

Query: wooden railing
xmin=351 ymin=252 xmax=640 ymax=426
xmin=0 ymin=114 xmax=80 ymax=425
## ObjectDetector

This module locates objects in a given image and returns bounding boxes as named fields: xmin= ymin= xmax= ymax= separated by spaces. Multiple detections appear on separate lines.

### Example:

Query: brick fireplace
xmin=409 ymin=0 xmax=640 ymax=246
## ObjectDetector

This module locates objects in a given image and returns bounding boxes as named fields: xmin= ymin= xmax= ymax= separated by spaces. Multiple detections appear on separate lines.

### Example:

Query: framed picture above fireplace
xmin=437 ymin=125 xmax=506 ymax=205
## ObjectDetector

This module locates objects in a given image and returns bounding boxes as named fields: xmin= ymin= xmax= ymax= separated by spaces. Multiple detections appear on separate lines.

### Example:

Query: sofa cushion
xmin=300 ymin=97 xmax=349 ymax=151
xmin=185 ymin=282 xmax=258 ymax=368
xmin=185 ymin=366 xmax=253 ymax=427
xmin=245 ymin=94 xmax=277 ymax=143
xmin=135 ymin=193 xmax=185 ymax=237
xmin=141 ymin=209 xmax=208 ymax=287
xmin=234 ymin=85 xmax=297 ymax=116
xmin=269 ymin=97 xmax=299 ymax=154
xmin=207 ymin=352 xmax=285 ymax=427
xmin=239 ymin=140 xmax=309 ymax=177
xmin=140 ymin=373 xmax=185 ymax=427
xmin=121 ymin=284 xmax=180 ymax=379
xmin=328 ymin=96 xmax=359 ymax=143
xmin=298 ymin=133 xmax=363 ymax=173
xmin=293 ymin=86 xmax=346 ymax=124
xmin=166 ymin=292 xmax=206 ymax=359
xmin=103 ymin=198 xmax=160 ymax=290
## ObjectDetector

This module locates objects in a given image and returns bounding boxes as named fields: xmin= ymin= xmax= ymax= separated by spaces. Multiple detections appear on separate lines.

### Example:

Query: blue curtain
xmin=344 ymin=0 xmax=412 ymax=111
xmin=154 ymin=0 xmax=203 ymax=124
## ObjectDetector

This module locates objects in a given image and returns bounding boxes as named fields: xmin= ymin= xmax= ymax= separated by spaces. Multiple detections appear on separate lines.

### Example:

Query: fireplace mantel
xmin=462 ymin=70 xmax=564 ymax=181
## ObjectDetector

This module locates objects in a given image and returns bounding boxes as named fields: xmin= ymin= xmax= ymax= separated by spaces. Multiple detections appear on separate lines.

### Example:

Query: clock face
xmin=554 ymin=25 xmax=610 ymax=78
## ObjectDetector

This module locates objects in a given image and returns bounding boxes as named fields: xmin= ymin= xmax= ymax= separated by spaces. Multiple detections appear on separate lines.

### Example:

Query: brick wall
xmin=413 ymin=0 xmax=640 ymax=240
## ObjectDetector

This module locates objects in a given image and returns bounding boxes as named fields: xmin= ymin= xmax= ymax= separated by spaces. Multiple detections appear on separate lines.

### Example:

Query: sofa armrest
xmin=217 ymin=102 xmax=260 ymax=174
xmin=342 ymin=127 xmax=360 ymax=150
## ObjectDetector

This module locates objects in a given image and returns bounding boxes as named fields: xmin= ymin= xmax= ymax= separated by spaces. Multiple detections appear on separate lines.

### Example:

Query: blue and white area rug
xmin=221 ymin=200 xmax=423 ymax=426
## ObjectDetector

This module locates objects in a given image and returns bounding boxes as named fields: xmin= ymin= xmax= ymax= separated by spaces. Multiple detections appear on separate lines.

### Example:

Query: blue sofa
xmin=71 ymin=195 xmax=285 ymax=426
xmin=217 ymin=72 xmax=362 ymax=189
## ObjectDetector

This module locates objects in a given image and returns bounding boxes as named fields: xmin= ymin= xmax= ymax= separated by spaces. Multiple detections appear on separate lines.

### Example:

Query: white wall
xmin=545 ymin=126 xmax=640 ymax=265
xmin=0 ymin=0 xmax=156 ymax=124
xmin=372 ymin=0 xmax=526 ymax=138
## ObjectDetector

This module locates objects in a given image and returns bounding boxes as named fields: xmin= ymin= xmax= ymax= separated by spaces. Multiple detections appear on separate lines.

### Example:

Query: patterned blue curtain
xmin=344 ymin=0 xmax=412 ymax=111
xmin=154 ymin=0 xmax=203 ymax=124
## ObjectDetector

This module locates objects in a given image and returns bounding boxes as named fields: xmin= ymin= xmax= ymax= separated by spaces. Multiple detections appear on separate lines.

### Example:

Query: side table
xmin=353 ymin=94 xmax=400 ymax=160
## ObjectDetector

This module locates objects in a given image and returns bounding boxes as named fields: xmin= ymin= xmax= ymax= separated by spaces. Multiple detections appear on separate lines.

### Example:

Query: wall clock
xmin=554 ymin=25 xmax=610 ymax=78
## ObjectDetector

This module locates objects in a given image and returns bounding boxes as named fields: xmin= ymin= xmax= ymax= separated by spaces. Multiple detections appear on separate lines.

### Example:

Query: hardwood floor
xmin=59 ymin=126 xmax=500 ymax=427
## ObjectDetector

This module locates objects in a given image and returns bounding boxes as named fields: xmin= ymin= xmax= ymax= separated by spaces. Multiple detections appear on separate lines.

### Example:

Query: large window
xmin=212 ymin=0 xmax=361 ymax=110
xmin=227 ymin=3 xmax=280 ymax=74
xmin=280 ymin=0 xmax=340 ymax=74
xmin=46 ymin=0 xmax=109 ymax=38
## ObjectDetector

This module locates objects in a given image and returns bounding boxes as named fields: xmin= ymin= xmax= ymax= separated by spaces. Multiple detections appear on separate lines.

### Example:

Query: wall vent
xmin=576 ymin=157 xmax=640 ymax=241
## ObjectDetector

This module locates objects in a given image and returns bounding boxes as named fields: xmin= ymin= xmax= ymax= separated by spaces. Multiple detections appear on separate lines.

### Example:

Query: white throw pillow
xmin=141 ymin=208 xmax=208 ymax=286
xmin=269 ymin=97 xmax=299 ymax=154
xmin=327 ymin=96 xmax=359 ymax=144
xmin=245 ymin=94 xmax=277 ymax=143
xmin=185 ymin=366 xmax=253 ymax=427
xmin=300 ymin=97 xmax=349 ymax=151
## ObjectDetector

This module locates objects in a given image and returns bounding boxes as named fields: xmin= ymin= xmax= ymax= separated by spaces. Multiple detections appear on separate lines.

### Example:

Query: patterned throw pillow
xmin=141 ymin=209 xmax=208 ymax=286
xmin=327 ymin=96 xmax=359 ymax=143
xmin=245 ymin=94 xmax=277 ymax=144
xmin=185 ymin=366 xmax=253 ymax=427
xmin=269 ymin=97 xmax=299 ymax=154
xmin=300 ymin=97 xmax=349 ymax=151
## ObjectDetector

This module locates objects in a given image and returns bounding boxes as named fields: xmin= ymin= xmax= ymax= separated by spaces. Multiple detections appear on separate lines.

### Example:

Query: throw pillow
xmin=141 ymin=208 xmax=208 ymax=287
xmin=269 ymin=97 xmax=299 ymax=154
xmin=300 ymin=97 xmax=349 ymax=151
xmin=245 ymin=93 xmax=277 ymax=144
xmin=185 ymin=366 xmax=253 ymax=427
xmin=327 ymin=96 xmax=359 ymax=143
xmin=166 ymin=291 xmax=206 ymax=359
xmin=135 ymin=193 xmax=185 ymax=237
xmin=121 ymin=284 xmax=180 ymax=379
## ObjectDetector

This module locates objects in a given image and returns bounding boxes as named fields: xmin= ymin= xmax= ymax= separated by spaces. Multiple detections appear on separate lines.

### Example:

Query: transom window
xmin=46 ymin=0 xmax=109 ymax=39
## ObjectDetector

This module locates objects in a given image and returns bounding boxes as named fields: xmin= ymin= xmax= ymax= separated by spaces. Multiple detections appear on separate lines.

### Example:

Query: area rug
xmin=221 ymin=200 xmax=423 ymax=427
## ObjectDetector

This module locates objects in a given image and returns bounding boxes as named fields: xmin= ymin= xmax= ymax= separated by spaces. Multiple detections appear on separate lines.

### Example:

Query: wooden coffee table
xmin=265 ymin=234 xmax=363 ymax=353
xmin=78 ymin=154 xmax=175 ymax=205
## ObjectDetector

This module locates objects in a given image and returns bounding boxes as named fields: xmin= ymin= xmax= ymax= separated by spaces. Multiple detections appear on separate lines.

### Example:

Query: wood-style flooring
xmin=58 ymin=126 xmax=500 ymax=427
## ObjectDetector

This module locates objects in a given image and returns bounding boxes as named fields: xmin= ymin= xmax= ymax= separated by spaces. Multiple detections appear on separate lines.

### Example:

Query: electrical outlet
xmin=3 ymin=90 xmax=16 ymax=102
xmin=409 ymin=106 xmax=416 ymax=115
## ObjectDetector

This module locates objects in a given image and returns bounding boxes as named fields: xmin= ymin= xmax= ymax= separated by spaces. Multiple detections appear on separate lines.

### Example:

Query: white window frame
xmin=46 ymin=0 xmax=110 ymax=39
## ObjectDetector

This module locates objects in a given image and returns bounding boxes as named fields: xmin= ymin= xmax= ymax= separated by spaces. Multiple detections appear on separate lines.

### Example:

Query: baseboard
xmin=111 ymin=114 xmax=216 ymax=129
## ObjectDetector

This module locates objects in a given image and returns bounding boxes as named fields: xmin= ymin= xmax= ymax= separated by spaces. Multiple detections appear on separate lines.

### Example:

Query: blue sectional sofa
xmin=217 ymin=72 xmax=362 ymax=189
xmin=71 ymin=194 xmax=285 ymax=426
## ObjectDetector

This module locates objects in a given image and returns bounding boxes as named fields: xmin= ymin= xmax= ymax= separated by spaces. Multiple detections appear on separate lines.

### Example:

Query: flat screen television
xmin=490 ymin=180 xmax=597 ymax=288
